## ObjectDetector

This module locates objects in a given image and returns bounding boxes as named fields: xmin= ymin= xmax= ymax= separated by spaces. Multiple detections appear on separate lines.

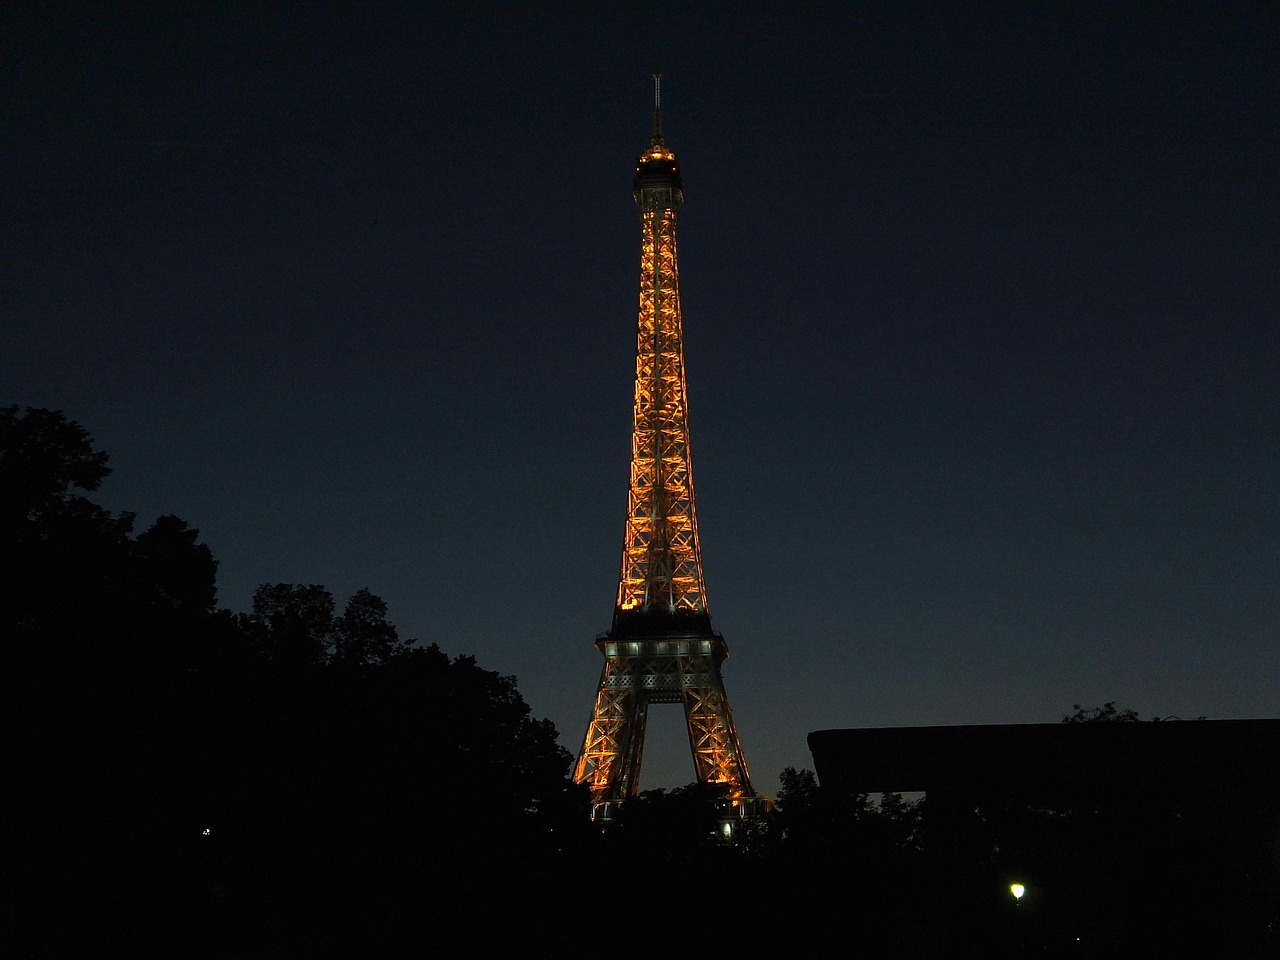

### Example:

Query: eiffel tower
xmin=573 ymin=77 xmax=764 ymax=823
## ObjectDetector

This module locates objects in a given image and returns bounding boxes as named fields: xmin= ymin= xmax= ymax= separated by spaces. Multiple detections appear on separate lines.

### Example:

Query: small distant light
xmin=1010 ymin=883 xmax=1026 ymax=901
xmin=721 ymin=822 xmax=733 ymax=838
xmin=202 ymin=827 xmax=212 ymax=837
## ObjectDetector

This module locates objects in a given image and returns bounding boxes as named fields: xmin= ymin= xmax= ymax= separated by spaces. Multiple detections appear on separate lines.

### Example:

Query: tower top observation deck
xmin=634 ymin=74 xmax=681 ymax=198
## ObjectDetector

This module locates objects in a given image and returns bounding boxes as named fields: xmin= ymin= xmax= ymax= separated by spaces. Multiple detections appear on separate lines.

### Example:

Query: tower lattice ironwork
xmin=574 ymin=77 xmax=762 ymax=821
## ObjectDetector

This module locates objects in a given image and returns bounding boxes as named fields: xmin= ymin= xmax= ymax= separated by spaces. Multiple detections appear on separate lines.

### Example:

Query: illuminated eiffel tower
xmin=573 ymin=77 xmax=764 ymax=823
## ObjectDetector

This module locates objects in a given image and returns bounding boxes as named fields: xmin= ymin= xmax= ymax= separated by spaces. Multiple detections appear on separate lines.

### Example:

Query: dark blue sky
xmin=6 ymin=3 xmax=1278 ymax=790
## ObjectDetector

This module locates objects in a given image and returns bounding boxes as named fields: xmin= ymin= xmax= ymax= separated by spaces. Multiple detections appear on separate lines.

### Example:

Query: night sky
xmin=6 ymin=3 xmax=1278 ymax=791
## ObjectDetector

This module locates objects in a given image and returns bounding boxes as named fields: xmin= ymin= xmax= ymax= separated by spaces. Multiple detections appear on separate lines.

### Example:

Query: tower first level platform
xmin=574 ymin=630 xmax=756 ymax=812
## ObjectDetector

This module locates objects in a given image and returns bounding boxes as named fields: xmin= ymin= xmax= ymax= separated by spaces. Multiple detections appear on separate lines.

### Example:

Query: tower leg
xmin=574 ymin=656 xmax=648 ymax=803
xmin=683 ymin=684 xmax=752 ymax=798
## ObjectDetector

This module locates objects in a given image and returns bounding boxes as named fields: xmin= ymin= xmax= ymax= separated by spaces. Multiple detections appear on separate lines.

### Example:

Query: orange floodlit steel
xmin=574 ymin=77 xmax=765 ymax=822
xmin=616 ymin=184 xmax=706 ymax=616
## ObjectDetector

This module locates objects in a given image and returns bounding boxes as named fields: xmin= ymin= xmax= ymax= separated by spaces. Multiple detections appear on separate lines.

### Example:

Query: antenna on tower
xmin=652 ymin=72 xmax=664 ymax=145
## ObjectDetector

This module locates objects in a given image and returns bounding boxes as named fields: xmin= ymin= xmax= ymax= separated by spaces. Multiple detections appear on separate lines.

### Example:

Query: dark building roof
xmin=808 ymin=718 xmax=1280 ymax=798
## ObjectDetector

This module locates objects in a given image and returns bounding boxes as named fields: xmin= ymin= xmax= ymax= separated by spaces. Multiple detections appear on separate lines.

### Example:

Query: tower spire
xmin=652 ymin=72 xmax=664 ymax=146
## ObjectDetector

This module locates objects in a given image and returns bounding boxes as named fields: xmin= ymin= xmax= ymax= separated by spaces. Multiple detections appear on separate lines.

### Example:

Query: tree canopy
xmin=7 ymin=407 xmax=589 ymax=954
xmin=1061 ymin=701 xmax=1142 ymax=722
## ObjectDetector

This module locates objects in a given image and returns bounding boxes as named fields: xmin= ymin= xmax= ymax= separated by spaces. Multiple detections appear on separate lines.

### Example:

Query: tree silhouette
xmin=247 ymin=581 xmax=337 ymax=667
xmin=0 ymin=405 xmax=111 ymax=512
xmin=1 ymin=407 xmax=228 ymax=675
xmin=2 ymin=406 xmax=133 ymax=655
xmin=1061 ymin=700 xmax=1142 ymax=722
xmin=6 ymin=408 xmax=591 ymax=954
xmin=332 ymin=587 xmax=410 ymax=667
xmin=130 ymin=514 xmax=219 ymax=616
